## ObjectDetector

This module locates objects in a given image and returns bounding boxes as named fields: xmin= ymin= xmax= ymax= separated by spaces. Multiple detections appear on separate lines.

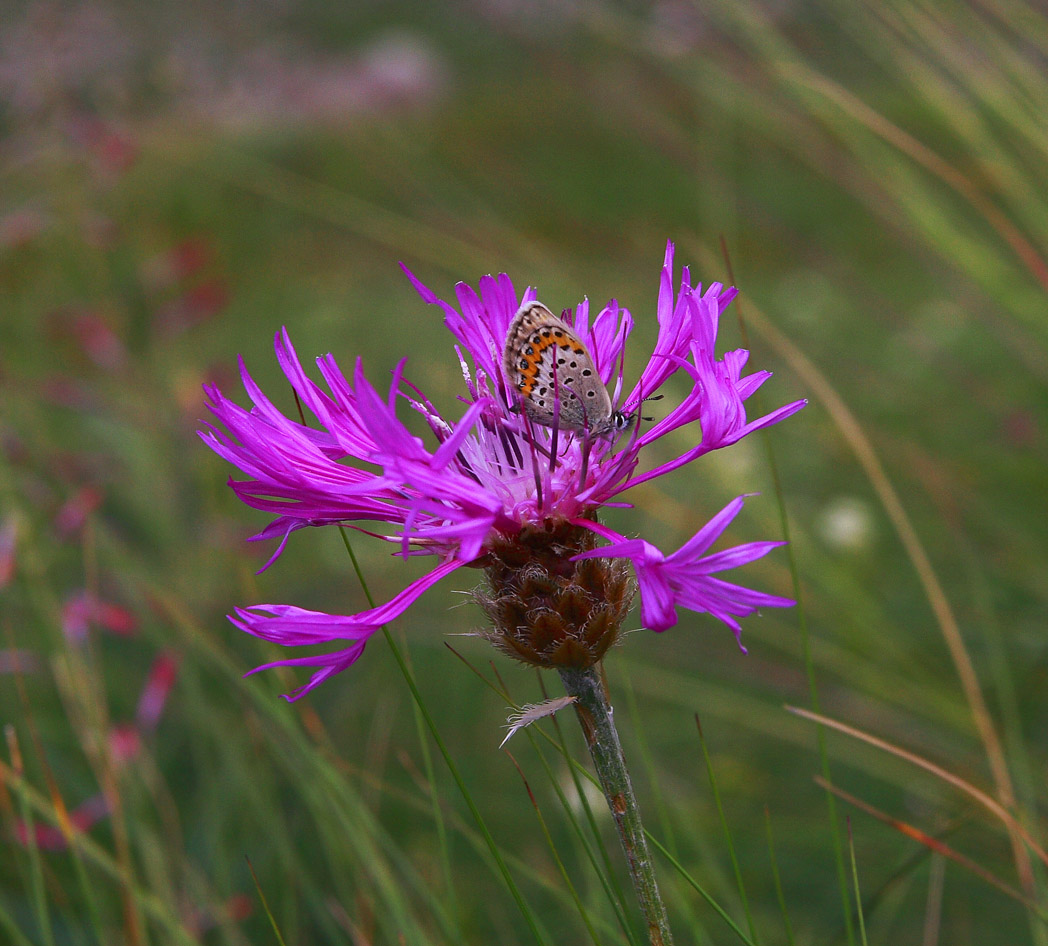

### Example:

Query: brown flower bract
xmin=475 ymin=518 xmax=634 ymax=669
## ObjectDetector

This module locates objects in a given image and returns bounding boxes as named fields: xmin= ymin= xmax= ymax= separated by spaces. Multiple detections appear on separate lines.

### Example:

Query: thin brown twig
xmin=689 ymin=243 xmax=1026 ymax=886
xmin=814 ymin=775 xmax=1047 ymax=918
xmin=783 ymin=66 xmax=1048 ymax=292
xmin=788 ymin=705 xmax=1048 ymax=872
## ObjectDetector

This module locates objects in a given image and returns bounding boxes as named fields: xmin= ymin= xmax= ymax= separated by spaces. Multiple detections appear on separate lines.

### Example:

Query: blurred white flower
xmin=816 ymin=496 xmax=876 ymax=552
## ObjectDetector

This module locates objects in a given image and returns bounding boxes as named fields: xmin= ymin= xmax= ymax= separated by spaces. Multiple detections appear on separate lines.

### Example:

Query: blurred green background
xmin=2 ymin=1 xmax=1046 ymax=944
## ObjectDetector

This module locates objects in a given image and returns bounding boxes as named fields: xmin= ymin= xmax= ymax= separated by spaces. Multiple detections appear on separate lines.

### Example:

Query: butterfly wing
xmin=503 ymin=302 xmax=613 ymax=434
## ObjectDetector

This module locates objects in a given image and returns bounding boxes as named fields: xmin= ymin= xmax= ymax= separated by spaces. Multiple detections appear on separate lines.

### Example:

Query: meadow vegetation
xmin=1 ymin=1 xmax=1046 ymax=943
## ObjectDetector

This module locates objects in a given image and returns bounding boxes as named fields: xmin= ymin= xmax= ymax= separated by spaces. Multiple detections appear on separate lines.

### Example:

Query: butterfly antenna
xmin=626 ymin=377 xmax=651 ymax=444
xmin=638 ymin=391 xmax=664 ymax=422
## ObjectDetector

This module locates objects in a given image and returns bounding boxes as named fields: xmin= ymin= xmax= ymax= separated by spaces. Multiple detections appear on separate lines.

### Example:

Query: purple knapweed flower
xmin=200 ymin=242 xmax=805 ymax=699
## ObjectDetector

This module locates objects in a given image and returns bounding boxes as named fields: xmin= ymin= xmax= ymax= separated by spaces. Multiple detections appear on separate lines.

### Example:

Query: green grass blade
xmin=340 ymin=530 xmax=549 ymax=946
xmin=694 ymin=715 xmax=759 ymax=945
xmin=620 ymin=668 xmax=709 ymax=943
xmin=505 ymin=750 xmax=604 ymax=946
xmin=644 ymin=832 xmax=757 ymax=946
xmin=846 ymin=820 xmax=870 ymax=946
xmin=538 ymin=672 xmax=641 ymax=946
xmin=763 ymin=807 xmax=795 ymax=946
xmin=523 ymin=727 xmax=640 ymax=945
xmin=5 ymin=727 xmax=56 ymax=946
xmin=246 ymin=857 xmax=289 ymax=946
xmin=0 ymin=898 xmax=36 ymax=946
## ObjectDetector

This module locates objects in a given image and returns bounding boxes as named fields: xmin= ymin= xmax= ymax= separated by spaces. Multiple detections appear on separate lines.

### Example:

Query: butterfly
xmin=503 ymin=301 xmax=633 ymax=438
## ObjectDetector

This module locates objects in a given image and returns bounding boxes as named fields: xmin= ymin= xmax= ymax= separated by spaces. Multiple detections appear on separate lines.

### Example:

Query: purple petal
xmin=693 ymin=540 xmax=787 ymax=573
xmin=229 ymin=558 xmax=464 ymax=646
xmin=636 ymin=566 xmax=678 ymax=632
xmin=230 ymin=558 xmax=464 ymax=697
xmin=666 ymin=496 xmax=749 ymax=563
xmin=247 ymin=640 xmax=369 ymax=701
xmin=573 ymin=536 xmax=662 ymax=566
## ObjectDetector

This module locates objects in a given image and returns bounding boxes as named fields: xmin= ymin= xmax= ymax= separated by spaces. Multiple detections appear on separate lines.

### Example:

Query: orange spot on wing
xmin=515 ymin=334 xmax=561 ymax=396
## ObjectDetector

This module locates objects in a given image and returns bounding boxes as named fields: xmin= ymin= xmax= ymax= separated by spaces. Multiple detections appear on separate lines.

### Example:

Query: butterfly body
xmin=503 ymin=301 xmax=631 ymax=438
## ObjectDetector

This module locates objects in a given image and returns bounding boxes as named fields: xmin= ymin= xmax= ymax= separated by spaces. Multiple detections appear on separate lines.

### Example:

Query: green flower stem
xmin=559 ymin=664 xmax=674 ymax=946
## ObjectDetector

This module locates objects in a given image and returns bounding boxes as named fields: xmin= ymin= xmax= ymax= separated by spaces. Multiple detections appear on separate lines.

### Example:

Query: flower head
xmin=201 ymin=242 xmax=805 ymax=699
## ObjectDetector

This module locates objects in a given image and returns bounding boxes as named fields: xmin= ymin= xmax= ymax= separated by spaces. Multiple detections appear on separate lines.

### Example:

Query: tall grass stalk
xmin=694 ymin=715 xmax=758 ymax=944
xmin=340 ymin=530 xmax=549 ymax=946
